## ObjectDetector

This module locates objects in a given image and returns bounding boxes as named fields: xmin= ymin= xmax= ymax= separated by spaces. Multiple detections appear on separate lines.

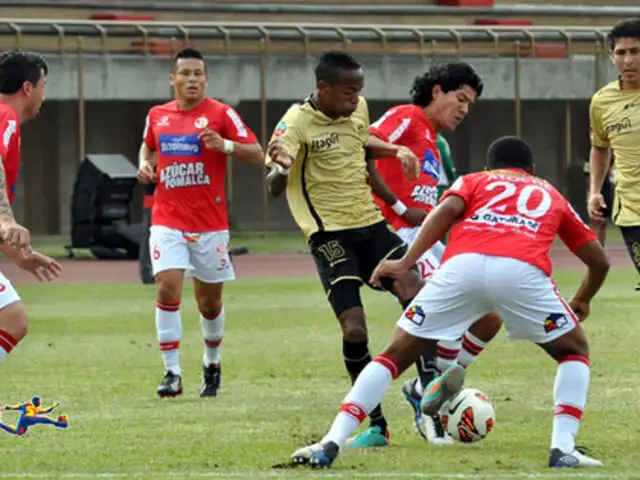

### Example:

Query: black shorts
xmin=309 ymin=220 xmax=408 ymax=314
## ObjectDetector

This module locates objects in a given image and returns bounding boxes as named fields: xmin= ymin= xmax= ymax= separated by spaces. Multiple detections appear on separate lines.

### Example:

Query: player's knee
xmin=197 ymin=299 xmax=222 ymax=320
xmin=155 ymin=271 xmax=182 ymax=303
xmin=542 ymin=325 xmax=589 ymax=360
xmin=338 ymin=307 xmax=368 ymax=343
xmin=0 ymin=302 xmax=28 ymax=341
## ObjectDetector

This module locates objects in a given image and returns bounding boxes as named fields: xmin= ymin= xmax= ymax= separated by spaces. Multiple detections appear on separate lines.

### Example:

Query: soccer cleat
xmin=548 ymin=447 xmax=603 ymax=468
xmin=344 ymin=425 xmax=390 ymax=448
xmin=420 ymin=365 xmax=466 ymax=416
xmin=635 ymin=281 xmax=640 ymax=292
xmin=292 ymin=441 xmax=340 ymax=469
xmin=157 ymin=371 xmax=183 ymax=398
xmin=200 ymin=364 xmax=221 ymax=398
xmin=402 ymin=379 xmax=453 ymax=445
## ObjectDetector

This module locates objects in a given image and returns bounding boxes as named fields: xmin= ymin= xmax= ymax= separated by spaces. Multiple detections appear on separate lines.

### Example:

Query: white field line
xmin=0 ymin=471 xmax=625 ymax=479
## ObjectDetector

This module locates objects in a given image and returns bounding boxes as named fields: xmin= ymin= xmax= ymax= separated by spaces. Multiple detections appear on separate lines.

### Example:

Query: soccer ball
xmin=440 ymin=388 xmax=496 ymax=443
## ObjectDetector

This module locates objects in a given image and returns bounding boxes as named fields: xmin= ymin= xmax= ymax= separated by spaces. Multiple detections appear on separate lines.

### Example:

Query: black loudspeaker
xmin=70 ymin=154 xmax=142 ymax=260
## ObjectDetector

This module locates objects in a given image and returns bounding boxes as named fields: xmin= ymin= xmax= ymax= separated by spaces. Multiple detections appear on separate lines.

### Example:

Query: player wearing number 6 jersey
xmin=137 ymin=47 xmax=264 ymax=399
xmin=292 ymin=136 xmax=609 ymax=469
xmin=367 ymin=71 xmax=503 ymax=445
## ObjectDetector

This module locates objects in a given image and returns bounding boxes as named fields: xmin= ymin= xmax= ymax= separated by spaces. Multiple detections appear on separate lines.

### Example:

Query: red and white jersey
xmin=441 ymin=168 xmax=597 ymax=276
xmin=369 ymin=104 xmax=440 ymax=230
xmin=0 ymin=103 xmax=21 ymax=205
xmin=143 ymin=98 xmax=258 ymax=232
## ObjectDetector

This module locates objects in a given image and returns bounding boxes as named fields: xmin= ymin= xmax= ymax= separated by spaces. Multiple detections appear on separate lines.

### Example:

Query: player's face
xmin=318 ymin=69 xmax=364 ymax=118
xmin=611 ymin=38 xmax=640 ymax=86
xmin=432 ymin=85 xmax=477 ymax=131
xmin=23 ymin=70 xmax=46 ymax=121
xmin=171 ymin=58 xmax=207 ymax=102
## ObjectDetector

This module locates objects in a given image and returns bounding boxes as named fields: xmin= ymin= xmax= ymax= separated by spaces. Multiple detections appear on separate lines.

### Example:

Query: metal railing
xmin=0 ymin=19 xmax=612 ymax=234
xmin=3 ymin=0 xmax=640 ymax=18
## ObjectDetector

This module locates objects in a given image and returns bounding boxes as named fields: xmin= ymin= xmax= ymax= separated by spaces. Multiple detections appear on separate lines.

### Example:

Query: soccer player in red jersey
xmin=137 ymin=48 xmax=264 ymax=398
xmin=366 ymin=67 xmax=503 ymax=444
xmin=0 ymin=50 xmax=63 ymax=366
xmin=292 ymin=136 xmax=608 ymax=469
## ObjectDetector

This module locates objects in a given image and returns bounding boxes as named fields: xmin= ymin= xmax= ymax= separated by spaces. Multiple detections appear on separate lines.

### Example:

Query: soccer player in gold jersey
xmin=589 ymin=18 xmax=640 ymax=290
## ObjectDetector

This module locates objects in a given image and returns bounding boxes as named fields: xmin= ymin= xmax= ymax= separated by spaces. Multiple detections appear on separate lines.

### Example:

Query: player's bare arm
xmin=370 ymin=195 xmax=465 ymax=286
xmin=0 ymin=154 xmax=30 ymax=253
xmin=365 ymin=157 xmax=426 ymax=226
xmin=569 ymin=240 xmax=610 ymax=321
xmin=199 ymin=128 xmax=264 ymax=165
xmin=364 ymin=135 xmax=420 ymax=180
xmin=587 ymin=146 xmax=611 ymax=221
xmin=137 ymin=143 xmax=157 ymax=184
xmin=265 ymin=140 xmax=291 ymax=197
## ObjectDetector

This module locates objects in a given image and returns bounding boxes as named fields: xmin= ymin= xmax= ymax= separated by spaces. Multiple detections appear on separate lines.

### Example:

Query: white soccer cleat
xmin=291 ymin=442 xmax=324 ymax=465
xmin=548 ymin=448 xmax=603 ymax=468
xmin=418 ymin=413 xmax=454 ymax=445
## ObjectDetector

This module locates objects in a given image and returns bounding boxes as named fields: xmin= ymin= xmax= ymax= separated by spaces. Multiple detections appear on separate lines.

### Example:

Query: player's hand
xmin=397 ymin=146 xmax=420 ymax=181
xmin=588 ymin=193 xmax=606 ymax=223
xmin=137 ymin=162 xmax=156 ymax=184
xmin=16 ymin=251 xmax=62 ymax=282
xmin=569 ymin=298 xmax=590 ymax=322
xmin=370 ymin=258 xmax=410 ymax=288
xmin=402 ymin=207 xmax=427 ymax=227
xmin=0 ymin=219 xmax=31 ymax=255
xmin=199 ymin=128 xmax=225 ymax=152
xmin=267 ymin=140 xmax=293 ymax=169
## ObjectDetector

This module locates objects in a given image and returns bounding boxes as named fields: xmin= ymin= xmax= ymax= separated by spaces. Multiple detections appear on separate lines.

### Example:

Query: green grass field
xmin=1 ymin=269 xmax=638 ymax=479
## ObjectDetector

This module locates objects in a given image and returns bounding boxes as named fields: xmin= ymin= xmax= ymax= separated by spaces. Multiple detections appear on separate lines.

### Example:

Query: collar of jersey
xmin=303 ymin=94 xmax=352 ymax=125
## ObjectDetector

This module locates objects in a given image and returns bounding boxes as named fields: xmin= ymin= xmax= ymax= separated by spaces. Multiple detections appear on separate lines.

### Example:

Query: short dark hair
xmin=0 ymin=50 xmax=48 ymax=95
xmin=607 ymin=18 xmax=640 ymax=50
xmin=486 ymin=136 xmax=534 ymax=171
xmin=173 ymin=47 xmax=206 ymax=70
xmin=410 ymin=62 xmax=483 ymax=108
xmin=315 ymin=50 xmax=362 ymax=85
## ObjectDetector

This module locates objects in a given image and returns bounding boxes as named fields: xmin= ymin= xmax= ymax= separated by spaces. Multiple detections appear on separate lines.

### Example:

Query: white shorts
xmin=396 ymin=227 xmax=445 ymax=279
xmin=149 ymin=226 xmax=235 ymax=284
xmin=0 ymin=270 xmax=20 ymax=310
xmin=397 ymin=253 xmax=578 ymax=344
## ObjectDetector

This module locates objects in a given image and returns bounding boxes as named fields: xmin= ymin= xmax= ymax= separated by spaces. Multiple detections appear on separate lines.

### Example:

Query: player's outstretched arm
xmin=569 ymin=240 xmax=610 ymax=320
xmin=366 ymin=158 xmax=426 ymax=226
xmin=402 ymin=195 xmax=465 ymax=267
xmin=229 ymin=141 xmax=264 ymax=165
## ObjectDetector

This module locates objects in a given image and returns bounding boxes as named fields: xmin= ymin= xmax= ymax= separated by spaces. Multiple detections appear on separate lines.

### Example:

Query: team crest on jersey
xmin=422 ymin=148 xmax=441 ymax=181
xmin=194 ymin=116 xmax=209 ymax=129
xmin=274 ymin=120 xmax=287 ymax=137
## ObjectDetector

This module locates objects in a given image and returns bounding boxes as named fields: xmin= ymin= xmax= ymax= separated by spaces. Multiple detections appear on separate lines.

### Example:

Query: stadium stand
xmin=2 ymin=0 xmax=639 ymax=27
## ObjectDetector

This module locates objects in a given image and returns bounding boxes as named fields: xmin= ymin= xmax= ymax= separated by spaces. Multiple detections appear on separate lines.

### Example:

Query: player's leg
xmin=393 ymin=227 xmax=455 ymax=443
xmin=188 ymin=230 xmax=236 ymax=398
xmin=488 ymin=257 xmax=601 ymax=468
xmin=456 ymin=313 xmax=502 ymax=369
xmin=619 ymin=226 xmax=640 ymax=290
xmin=309 ymin=230 xmax=389 ymax=447
xmin=149 ymin=226 xmax=190 ymax=398
xmin=291 ymin=253 xmax=487 ymax=468
xmin=0 ymin=271 xmax=27 ymax=366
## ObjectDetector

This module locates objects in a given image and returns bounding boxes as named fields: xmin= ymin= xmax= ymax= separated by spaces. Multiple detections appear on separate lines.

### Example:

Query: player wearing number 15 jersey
xmin=137 ymin=47 xmax=263 ymax=399
xmin=292 ymin=136 xmax=609 ymax=469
